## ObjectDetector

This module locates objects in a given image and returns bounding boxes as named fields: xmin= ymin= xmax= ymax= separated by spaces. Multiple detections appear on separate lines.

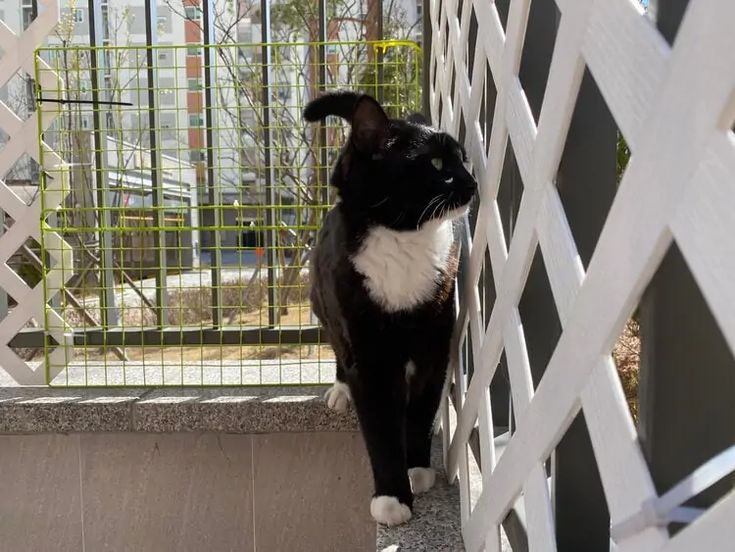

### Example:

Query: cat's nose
xmin=462 ymin=178 xmax=478 ymax=194
xmin=455 ymin=179 xmax=477 ymax=203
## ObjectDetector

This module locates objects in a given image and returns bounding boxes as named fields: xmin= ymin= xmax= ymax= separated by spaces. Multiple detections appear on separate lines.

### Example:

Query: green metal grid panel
xmin=35 ymin=40 xmax=421 ymax=387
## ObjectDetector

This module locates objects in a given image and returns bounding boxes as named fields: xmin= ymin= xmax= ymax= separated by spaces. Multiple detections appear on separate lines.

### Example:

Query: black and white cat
xmin=304 ymin=91 xmax=477 ymax=526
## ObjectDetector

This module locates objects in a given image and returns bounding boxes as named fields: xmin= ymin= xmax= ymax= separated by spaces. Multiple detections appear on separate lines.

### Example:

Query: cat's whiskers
xmin=392 ymin=210 xmax=407 ymax=226
xmin=370 ymin=196 xmax=390 ymax=208
xmin=428 ymin=198 xmax=447 ymax=224
xmin=416 ymin=195 xmax=444 ymax=229
xmin=437 ymin=194 xmax=453 ymax=220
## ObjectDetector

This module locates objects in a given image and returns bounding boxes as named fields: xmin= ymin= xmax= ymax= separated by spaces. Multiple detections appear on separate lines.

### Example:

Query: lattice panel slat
xmin=430 ymin=0 xmax=735 ymax=550
xmin=0 ymin=1 xmax=72 ymax=384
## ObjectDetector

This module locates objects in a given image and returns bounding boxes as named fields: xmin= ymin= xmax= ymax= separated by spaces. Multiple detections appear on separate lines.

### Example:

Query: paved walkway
xmin=36 ymin=358 xmax=336 ymax=387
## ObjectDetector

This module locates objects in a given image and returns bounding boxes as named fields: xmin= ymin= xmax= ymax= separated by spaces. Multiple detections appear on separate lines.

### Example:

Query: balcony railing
xmin=0 ymin=0 xmax=422 ymax=387
xmin=29 ymin=39 xmax=420 ymax=387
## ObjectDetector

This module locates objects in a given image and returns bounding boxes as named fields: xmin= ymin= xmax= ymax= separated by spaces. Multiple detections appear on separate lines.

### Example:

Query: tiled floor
xmin=0 ymin=431 xmax=373 ymax=552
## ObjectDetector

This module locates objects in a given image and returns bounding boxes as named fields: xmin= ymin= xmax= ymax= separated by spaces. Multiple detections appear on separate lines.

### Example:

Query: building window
xmin=239 ymin=225 xmax=263 ymax=248
xmin=188 ymin=78 xmax=202 ymax=91
xmin=188 ymin=113 xmax=204 ymax=127
xmin=73 ymin=8 xmax=84 ymax=23
xmin=158 ymin=51 xmax=168 ymax=61
xmin=185 ymin=6 xmax=201 ymax=20
xmin=190 ymin=150 xmax=206 ymax=162
xmin=21 ymin=6 xmax=35 ymax=29
xmin=160 ymin=89 xmax=175 ymax=106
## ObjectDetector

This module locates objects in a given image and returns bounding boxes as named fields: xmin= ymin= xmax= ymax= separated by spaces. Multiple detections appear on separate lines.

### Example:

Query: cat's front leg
xmin=405 ymin=355 xmax=447 ymax=495
xmin=325 ymin=360 xmax=352 ymax=412
xmin=346 ymin=357 xmax=413 ymax=526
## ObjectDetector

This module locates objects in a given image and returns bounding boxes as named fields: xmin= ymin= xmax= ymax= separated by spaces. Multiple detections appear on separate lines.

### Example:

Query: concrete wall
xmin=0 ymin=432 xmax=374 ymax=552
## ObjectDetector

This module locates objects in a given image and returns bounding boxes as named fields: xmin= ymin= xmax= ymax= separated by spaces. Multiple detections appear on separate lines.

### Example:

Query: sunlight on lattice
xmin=430 ymin=0 xmax=735 ymax=550
xmin=0 ymin=0 xmax=72 ymax=386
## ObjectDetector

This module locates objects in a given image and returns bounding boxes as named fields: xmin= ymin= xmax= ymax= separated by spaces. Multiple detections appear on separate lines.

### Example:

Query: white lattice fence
xmin=430 ymin=0 xmax=735 ymax=550
xmin=0 ymin=1 xmax=72 ymax=385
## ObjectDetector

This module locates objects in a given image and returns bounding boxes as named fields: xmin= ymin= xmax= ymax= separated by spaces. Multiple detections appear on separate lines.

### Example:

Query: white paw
xmin=370 ymin=496 xmax=412 ymax=526
xmin=324 ymin=381 xmax=351 ymax=412
xmin=408 ymin=467 xmax=436 ymax=494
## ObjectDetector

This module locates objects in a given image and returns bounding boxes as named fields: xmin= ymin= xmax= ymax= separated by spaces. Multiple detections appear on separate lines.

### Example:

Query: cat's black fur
xmin=304 ymin=91 xmax=476 ymax=523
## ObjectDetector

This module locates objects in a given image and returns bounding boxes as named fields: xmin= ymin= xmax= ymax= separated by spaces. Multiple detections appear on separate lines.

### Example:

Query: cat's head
xmin=304 ymin=91 xmax=477 ymax=231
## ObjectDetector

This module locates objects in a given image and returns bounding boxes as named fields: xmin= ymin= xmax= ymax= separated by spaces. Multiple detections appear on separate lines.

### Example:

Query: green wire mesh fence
xmin=35 ymin=40 xmax=421 ymax=386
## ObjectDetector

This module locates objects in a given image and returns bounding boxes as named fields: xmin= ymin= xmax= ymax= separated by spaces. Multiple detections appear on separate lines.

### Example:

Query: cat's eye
xmin=431 ymin=158 xmax=443 ymax=170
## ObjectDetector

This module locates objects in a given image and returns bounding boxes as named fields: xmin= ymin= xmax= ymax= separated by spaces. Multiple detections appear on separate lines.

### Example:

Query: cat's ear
xmin=351 ymin=95 xmax=389 ymax=153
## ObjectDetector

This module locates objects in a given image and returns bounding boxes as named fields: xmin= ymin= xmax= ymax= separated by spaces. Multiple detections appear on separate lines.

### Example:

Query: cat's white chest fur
xmin=351 ymin=220 xmax=454 ymax=312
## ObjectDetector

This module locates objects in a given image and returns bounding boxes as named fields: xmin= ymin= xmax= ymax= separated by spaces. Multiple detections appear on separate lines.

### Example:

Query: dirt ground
xmin=79 ymin=302 xmax=335 ymax=363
